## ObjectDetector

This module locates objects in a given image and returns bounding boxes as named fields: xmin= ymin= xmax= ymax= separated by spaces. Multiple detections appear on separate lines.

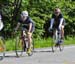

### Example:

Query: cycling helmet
xmin=21 ymin=10 xmax=28 ymax=17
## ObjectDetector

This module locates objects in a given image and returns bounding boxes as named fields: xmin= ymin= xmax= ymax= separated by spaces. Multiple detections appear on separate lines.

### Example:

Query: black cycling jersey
xmin=19 ymin=17 xmax=34 ymax=28
xmin=52 ymin=13 xmax=64 ymax=28
xmin=52 ymin=13 xmax=63 ymax=19
xmin=18 ymin=17 xmax=35 ymax=32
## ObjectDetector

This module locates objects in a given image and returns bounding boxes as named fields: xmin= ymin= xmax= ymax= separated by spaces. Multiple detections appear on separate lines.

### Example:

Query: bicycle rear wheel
xmin=51 ymin=30 xmax=64 ymax=52
xmin=51 ymin=30 xmax=59 ymax=52
xmin=51 ymin=35 xmax=57 ymax=52
xmin=58 ymin=30 xmax=64 ymax=51
xmin=15 ymin=36 xmax=25 ymax=57
xmin=0 ymin=37 xmax=5 ymax=60
xmin=59 ymin=40 xmax=64 ymax=51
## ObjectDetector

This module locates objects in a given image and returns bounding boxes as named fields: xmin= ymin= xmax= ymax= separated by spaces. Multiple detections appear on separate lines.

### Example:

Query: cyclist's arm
xmin=59 ymin=18 xmax=64 ymax=29
xmin=28 ymin=23 xmax=32 ymax=33
xmin=58 ymin=14 xmax=64 ymax=29
xmin=49 ymin=14 xmax=55 ymax=29
xmin=0 ymin=20 xmax=4 ymax=31
xmin=0 ymin=14 xmax=4 ymax=31
xmin=50 ymin=18 xmax=54 ymax=29
xmin=15 ymin=22 xmax=20 ymax=30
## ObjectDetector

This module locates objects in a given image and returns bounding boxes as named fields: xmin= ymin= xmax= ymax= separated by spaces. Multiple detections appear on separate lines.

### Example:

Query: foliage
xmin=0 ymin=0 xmax=75 ymax=39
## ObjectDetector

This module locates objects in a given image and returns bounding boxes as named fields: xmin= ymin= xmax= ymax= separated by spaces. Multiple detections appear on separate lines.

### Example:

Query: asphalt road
xmin=0 ymin=45 xmax=75 ymax=64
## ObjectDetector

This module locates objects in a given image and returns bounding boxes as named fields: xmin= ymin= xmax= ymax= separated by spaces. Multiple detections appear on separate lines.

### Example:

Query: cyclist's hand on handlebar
xmin=27 ymin=32 xmax=31 ymax=35
xmin=14 ymin=28 xmax=18 ymax=33
xmin=48 ymin=27 xmax=53 ymax=32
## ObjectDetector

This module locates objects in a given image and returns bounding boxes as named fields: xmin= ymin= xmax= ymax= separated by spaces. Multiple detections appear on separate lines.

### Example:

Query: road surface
xmin=0 ymin=45 xmax=75 ymax=64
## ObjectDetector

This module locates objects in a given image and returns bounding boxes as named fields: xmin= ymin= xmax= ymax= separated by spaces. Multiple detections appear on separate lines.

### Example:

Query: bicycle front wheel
xmin=15 ymin=36 xmax=24 ymax=57
xmin=59 ymin=40 xmax=64 ymax=51
xmin=0 ymin=37 xmax=5 ymax=60
xmin=51 ymin=30 xmax=58 ymax=52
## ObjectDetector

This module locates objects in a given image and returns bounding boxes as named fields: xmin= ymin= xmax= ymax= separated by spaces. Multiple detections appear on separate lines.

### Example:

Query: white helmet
xmin=21 ymin=10 xmax=28 ymax=17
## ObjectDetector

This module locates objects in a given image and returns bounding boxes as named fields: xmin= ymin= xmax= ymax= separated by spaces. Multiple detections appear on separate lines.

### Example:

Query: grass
xmin=34 ymin=38 xmax=52 ymax=48
xmin=64 ymin=37 xmax=75 ymax=45
xmin=34 ymin=37 xmax=75 ymax=48
xmin=5 ymin=37 xmax=75 ymax=51
xmin=5 ymin=39 xmax=16 ymax=51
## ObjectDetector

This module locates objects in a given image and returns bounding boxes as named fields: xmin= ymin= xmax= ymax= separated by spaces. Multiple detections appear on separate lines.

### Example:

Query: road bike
xmin=15 ymin=29 xmax=34 ymax=57
xmin=51 ymin=29 xmax=64 ymax=52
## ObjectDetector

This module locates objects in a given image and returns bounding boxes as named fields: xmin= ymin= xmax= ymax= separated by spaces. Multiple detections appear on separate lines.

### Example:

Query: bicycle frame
xmin=21 ymin=30 xmax=29 ymax=48
xmin=52 ymin=29 xmax=64 ymax=52
xmin=53 ymin=29 xmax=61 ymax=44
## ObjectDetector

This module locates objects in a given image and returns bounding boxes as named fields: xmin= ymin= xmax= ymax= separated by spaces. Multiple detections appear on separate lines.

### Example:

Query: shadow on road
xmin=0 ymin=56 xmax=3 ymax=61
xmin=0 ymin=49 xmax=53 ymax=59
xmin=33 ymin=50 xmax=52 ymax=53
xmin=4 ymin=55 xmax=17 ymax=58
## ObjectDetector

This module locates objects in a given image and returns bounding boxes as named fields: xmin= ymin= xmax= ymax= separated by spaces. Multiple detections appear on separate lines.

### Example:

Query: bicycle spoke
xmin=51 ymin=30 xmax=64 ymax=52
xmin=15 ymin=36 xmax=24 ymax=57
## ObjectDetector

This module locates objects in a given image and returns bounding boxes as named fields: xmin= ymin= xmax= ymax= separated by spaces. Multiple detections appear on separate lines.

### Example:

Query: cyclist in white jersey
xmin=0 ymin=13 xmax=4 ymax=31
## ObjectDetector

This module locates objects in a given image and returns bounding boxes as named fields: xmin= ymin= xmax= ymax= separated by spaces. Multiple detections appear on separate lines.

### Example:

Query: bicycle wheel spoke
xmin=15 ymin=36 xmax=24 ymax=57
xmin=59 ymin=41 xmax=64 ymax=51
xmin=51 ymin=30 xmax=64 ymax=52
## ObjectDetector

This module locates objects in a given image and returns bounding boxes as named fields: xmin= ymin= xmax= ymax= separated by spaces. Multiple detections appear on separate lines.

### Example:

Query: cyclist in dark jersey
xmin=18 ymin=15 xmax=35 ymax=33
xmin=15 ymin=11 xmax=35 ymax=53
xmin=49 ymin=8 xmax=65 ymax=39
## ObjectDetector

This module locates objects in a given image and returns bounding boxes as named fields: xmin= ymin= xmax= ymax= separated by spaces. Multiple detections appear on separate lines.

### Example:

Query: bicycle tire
xmin=52 ymin=30 xmax=64 ymax=52
xmin=59 ymin=40 xmax=64 ymax=51
xmin=15 ymin=36 xmax=24 ymax=57
xmin=51 ymin=34 xmax=57 ymax=52
xmin=0 ymin=36 xmax=5 ymax=60
xmin=58 ymin=31 xmax=64 ymax=51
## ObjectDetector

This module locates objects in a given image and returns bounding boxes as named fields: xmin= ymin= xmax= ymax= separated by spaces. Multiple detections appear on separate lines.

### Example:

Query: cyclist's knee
xmin=61 ymin=25 xmax=64 ymax=29
xmin=61 ymin=26 xmax=64 ymax=32
xmin=28 ymin=33 xmax=32 ymax=38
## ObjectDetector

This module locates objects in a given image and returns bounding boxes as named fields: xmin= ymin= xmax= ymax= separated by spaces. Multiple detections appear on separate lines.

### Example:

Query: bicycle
xmin=15 ymin=29 xmax=34 ymax=57
xmin=51 ymin=29 xmax=64 ymax=52
xmin=0 ymin=36 xmax=5 ymax=60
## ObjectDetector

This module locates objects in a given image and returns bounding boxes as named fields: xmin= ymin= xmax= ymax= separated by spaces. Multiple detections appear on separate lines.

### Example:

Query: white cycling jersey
xmin=0 ymin=14 xmax=4 ymax=31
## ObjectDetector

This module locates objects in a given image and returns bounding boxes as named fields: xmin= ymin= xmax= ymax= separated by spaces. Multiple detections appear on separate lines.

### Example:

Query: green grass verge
xmin=5 ymin=37 xmax=75 ymax=51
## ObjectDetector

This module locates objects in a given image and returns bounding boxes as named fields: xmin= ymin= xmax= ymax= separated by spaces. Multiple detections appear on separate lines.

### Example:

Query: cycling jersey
xmin=52 ymin=13 xmax=63 ymax=18
xmin=51 ymin=13 xmax=65 ymax=29
xmin=18 ymin=17 xmax=35 ymax=32
xmin=0 ymin=14 xmax=4 ymax=31
xmin=52 ymin=13 xmax=62 ymax=27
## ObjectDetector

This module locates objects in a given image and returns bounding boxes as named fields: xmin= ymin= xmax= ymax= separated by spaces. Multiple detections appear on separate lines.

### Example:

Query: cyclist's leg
xmin=26 ymin=32 xmax=33 ymax=54
xmin=21 ymin=28 xmax=27 ymax=51
xmin=27 ymin=32 xmax=32 ymax=48
xmin=27 ymin=27 xmax=34 ymax=54
xmin=61 ymin=25 xmax=64 ymax=39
